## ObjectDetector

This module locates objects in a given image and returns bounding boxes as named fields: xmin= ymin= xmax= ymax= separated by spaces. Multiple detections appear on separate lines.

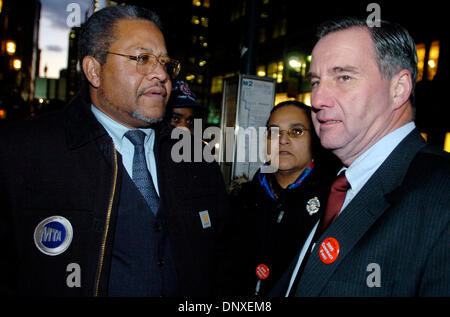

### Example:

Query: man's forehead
xmin=315 ymin=27 xmax=373 ymax=52
xmin=112 ymin=18 xmax=166 ymax=50
xmin=311 ymin=28 xmax=375 ymax=70
xmin=114 ymin=18 xmax=160 ymax=34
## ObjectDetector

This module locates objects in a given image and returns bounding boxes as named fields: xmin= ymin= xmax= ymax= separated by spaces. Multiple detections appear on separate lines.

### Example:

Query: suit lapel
xmin=294 ymin=129 xmax=426 ymax=296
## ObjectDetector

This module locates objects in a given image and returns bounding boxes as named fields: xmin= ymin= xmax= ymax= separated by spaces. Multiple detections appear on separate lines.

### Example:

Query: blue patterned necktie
xmin=124 ymin=130 xmax=159 ymax=215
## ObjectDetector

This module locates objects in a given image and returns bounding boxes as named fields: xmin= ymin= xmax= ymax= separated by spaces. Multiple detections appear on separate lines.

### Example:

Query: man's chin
xmin=132 ymin=110 xmax=165 ymax=125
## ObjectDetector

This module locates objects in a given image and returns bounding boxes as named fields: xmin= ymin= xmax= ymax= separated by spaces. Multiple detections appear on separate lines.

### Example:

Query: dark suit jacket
xmin=0 ymin=87 xmax=233 ymax=296
xmin=271 ymin=128 xmax=450 ymax=296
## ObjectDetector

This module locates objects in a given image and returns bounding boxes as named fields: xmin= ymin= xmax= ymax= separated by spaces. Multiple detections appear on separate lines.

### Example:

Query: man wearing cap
xmin=0 ymin=5 xmax=232 ymax=296
xmin=166 ymin=80 xmax=210 ymax=133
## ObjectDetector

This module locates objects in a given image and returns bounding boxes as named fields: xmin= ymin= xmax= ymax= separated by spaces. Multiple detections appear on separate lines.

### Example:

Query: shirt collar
xmin=343 ymin=122 xmax=416 ymax=192
xmin=90 ymin=104 xmax=154 ymax=151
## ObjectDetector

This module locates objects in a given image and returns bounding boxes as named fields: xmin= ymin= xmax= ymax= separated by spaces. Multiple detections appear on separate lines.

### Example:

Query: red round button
xmin=256 ymin=264 xmax=270 ymax=280
xmin=318 ymin=237 xmax=340 ymax=264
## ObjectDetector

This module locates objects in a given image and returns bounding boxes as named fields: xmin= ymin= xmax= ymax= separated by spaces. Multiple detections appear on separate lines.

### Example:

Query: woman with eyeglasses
xmin=229 ymin=100 xmax=339 ymax=296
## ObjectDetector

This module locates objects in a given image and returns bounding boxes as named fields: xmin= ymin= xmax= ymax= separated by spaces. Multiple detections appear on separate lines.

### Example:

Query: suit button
xmin=154 ymin=223 xmax=161 ymax=232
xmin=158 ymin=259 xmax=165 ymax=267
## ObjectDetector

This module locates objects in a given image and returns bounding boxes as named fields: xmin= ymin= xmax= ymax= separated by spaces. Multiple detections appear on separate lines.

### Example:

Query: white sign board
xmin=220 ymin=75 xmax=276 ymax=185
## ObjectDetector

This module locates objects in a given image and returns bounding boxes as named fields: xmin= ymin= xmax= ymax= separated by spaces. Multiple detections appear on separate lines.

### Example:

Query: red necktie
xmin=319 ymin=172 xmax=350 ymax=234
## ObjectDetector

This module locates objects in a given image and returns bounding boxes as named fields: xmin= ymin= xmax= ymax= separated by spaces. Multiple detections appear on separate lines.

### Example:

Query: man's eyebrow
xmin=330 ymin=65 xmax=359 ymax=74
xmin=133 ymin=47 xmax=153 ymax=52
xmin=136 ymin=47 xmax=169 ymax=57
xmin=307 ymin=66 xmax=360 ymax=81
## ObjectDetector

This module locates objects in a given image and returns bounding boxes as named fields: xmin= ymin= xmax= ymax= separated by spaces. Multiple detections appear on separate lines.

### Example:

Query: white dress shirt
xmin=285 ymin=122 xmax=416 ymax=296
xmin=91 ymin=105 xmax=159 ymax=195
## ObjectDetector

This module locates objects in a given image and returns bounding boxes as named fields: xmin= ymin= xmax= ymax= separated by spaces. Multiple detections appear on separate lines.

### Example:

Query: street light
xmin=288 ymin=58 xmax=301 ymax=71
xmin=6 ymin=40 xmax=16 ymax=55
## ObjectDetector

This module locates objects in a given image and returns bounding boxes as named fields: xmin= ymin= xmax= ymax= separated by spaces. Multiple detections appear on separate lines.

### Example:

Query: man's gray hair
xmin=316 ymin=17 xmax=418 ymax=103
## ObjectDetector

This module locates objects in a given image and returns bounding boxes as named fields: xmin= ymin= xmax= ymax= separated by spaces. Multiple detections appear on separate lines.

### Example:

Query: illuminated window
xmin=191 ymin=16 xmax=200 ymax=25
xmin=274 ymin=93 xmax=295 ymax=105
xmin=211 ymin=76 xmax=223 ymax=94
xmin=201 ymin=17 xmax=209 ymax=28
xmin=13 ymin=58 xmax=22 ymax=70
xmin=267 ymin=61 xmax=283 ymax=83
xmin=298 ymin=92 xmax=311 ymax=106
xmin=198 ymin=35 xmax=208 ymax=48
xmin=277 ymin=61 xmax=284 ymax=83
xmin=444 ymin=132 xmax=450 ymax=153
xmin=203 ymin=0 xmax=210 ymax=8
xmin=6 ymin=41 xmax=16 ymax=55
xmin=267 ymin=62 xmax=277 ymax=79
xmin=192 ymin=0 xmax=201 ymax=6
xmin=416 ymin=42 xmax=440 ymax=82
xmin=427 ymin=41 xmax=440 ymax=81
xmin=257 ymin=65 xmax=266 ymax=77
xmin=416 ymin=44 xmax=426 ymax=82
xmin=186 ymin=74 xmax=196 ymax=81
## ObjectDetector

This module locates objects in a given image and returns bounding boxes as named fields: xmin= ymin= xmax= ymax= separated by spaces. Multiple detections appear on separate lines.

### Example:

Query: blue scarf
xmin=258 ymin=161 xmax=314 ymax=201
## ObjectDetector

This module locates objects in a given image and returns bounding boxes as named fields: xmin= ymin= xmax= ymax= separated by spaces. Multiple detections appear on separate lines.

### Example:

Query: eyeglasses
xmin=106 ymin=51 xmax=181 ymax=78
xmin=266 ymin=126 xmax=309 ymax=139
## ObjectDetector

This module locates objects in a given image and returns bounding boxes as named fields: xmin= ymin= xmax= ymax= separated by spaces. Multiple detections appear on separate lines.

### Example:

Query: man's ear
xmin=390 ymin=69 xmax=413 ymax=109
xmin=82 ymin=56 xmax=102 ymax=88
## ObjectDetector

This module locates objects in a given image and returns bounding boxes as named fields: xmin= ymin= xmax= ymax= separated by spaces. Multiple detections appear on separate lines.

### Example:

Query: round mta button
xmin=256 ymin=264 xmax=270 ymax=280
xmin=34 ymin=215 xmax=73 ymax=256
xmin=318 ymin=237 xmax=340 ymax=264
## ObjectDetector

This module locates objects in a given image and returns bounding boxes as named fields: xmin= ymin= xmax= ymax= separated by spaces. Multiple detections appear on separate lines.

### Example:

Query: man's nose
xmin=311 ymin=81 xmax=334 ymax=111
xmin=145 ymin=62 xmax=169 ymax=83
